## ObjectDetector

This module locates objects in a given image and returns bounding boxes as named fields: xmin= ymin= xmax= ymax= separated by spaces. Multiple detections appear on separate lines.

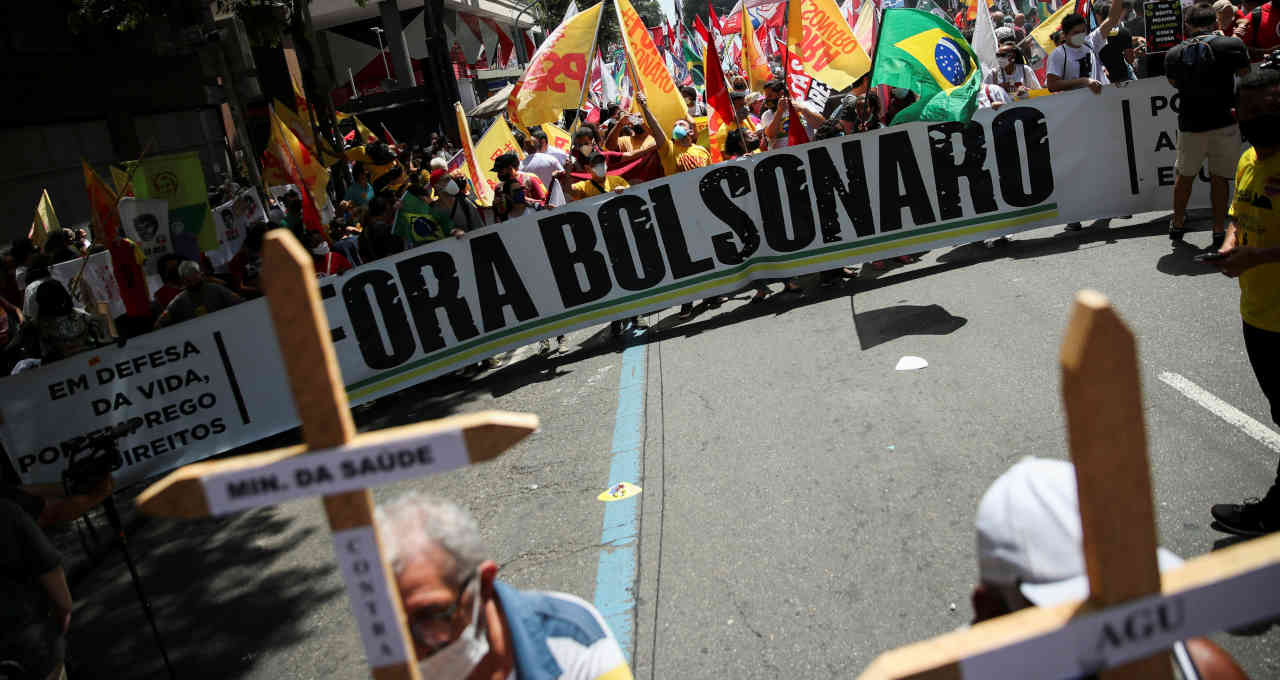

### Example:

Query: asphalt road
xmin=60 ymin=212 xmax=1280 ymax=679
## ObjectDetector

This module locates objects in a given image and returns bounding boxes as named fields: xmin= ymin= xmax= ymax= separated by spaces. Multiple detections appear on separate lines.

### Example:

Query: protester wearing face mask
xmin=1206 ymin=67 xmax=1280 ymax=537
xmin=984 ymin=42 xmax=1042 ymax=98
xmin=638 ymin=94 xmax=711 ymax=176
xmin=430 ymin=169 xmax=486 ymax=236
xmin=1165 ymin=3 xmax=1252 ymax=249
xmin=602 ymin=113 xmax=664 ymax=183
xmin=758 ymin=79 xmax=824 ymax=149
xmin=304 ymin=230 xmax=353 ymax=278
xmin=376 ymin=492 xmax=632 ymax=680
xmin=1046 ymin=0 xmax=1126 ymax=93
xmin=489 ymin=153 xmax=547 ymax=223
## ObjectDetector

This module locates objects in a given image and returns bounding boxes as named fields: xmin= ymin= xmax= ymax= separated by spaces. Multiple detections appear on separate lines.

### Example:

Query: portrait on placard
xmin=117 ymin=197 xmax=173 ymax=277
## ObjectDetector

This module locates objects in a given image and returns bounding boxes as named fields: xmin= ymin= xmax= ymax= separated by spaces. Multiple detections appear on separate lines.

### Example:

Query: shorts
xmin=1175 ymin=124 xmax=1241 ymax=179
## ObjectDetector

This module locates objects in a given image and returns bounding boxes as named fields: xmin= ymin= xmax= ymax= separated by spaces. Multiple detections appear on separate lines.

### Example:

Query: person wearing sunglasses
xmin=984 ymin=41 xmax=1041 ymax=100
xmin=377 ymin=492 xmax=633 ymax=679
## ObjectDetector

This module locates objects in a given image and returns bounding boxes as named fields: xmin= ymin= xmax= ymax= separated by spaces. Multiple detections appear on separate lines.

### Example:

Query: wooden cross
xmin=136 ymin=231 xmax=539 ymax=680
xmin=858 ymin=290 xmax=1280 ymax=680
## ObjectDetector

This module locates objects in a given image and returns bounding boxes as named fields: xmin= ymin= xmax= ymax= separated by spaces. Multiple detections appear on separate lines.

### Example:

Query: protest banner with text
xmin=1 ymin=79 xmax=1217 ymax=488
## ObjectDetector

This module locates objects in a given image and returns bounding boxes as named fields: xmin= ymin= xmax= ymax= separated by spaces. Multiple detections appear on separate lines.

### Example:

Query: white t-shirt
xmin=519 ymin=152 xmax=564 ymax=194
xmin=984 ymin=63 xmax=1043 ymax=90
xmin=1046 ymin=27 xmax=1110 ymax=83
xmin=978 ymin=83 xmax=1015 ymax=109
xmin=759 ymin=99 xmax=819 ymax=149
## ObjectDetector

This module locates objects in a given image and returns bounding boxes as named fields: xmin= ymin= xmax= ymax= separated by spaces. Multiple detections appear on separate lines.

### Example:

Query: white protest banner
xmin=50 ymin=251 xmax=127 ymax=320
xmin=2 ymin=301 xmax=296 ymax=486
xmin=209 ymin=189 xmax=266 ymax=270
xmin=1 ymin=78 xmax=1218 ymax=487
xmin=118 ymin=197 xmax=173 ymax=277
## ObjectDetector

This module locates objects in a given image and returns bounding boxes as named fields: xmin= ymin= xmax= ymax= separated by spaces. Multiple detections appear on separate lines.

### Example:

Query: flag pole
xmin=570 ymin=1 xmax=607 ymax=137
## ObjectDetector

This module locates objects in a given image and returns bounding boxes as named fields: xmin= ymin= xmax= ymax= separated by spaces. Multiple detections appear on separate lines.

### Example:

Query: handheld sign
xmin=1143 ymin=0 xmax=1184 ymax=53
xmin=136 ymin=231 xmax=538 ymax=680
xmin=857 ymin=291 xmax=1280 ymax=680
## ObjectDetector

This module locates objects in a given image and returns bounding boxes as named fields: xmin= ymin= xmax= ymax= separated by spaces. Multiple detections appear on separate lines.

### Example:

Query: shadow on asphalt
xmin=61 ymin=506 xmax=338 ymax=679
xmin=852 ymin=304 xmax=968 ymax=350
xmin=1156 ymin=240 xmax=1221 ymax=277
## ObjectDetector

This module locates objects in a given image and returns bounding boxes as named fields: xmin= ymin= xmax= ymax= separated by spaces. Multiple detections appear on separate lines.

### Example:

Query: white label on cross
xmin=334 ymin=526 xmax=410 ymax=667
xmin=201 ymin=428 xmax=469 ymax=515
xmin=959 ymin=560 xmax=1280 ymax=677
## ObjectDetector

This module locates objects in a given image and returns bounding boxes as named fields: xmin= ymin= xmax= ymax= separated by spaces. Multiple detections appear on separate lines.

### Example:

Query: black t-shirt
xmin=1099 ymin=25 xmax=1135 ymax=82
xmin=0 ymin=495 xmax=61 ymax=630
xmin=1165 ymin=35 xmax=1251 ymax=132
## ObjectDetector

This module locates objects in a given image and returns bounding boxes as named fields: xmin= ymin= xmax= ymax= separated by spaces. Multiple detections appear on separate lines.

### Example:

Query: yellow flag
xmin=615 ymin=0 xmax=689 ymax=137
xmin=264 ymin=105 xmax=332 ymax=218
xmin=1031 ymin=0 xmax=1077 ymax=53
xmin=541 ymin=123 xmax=573 ymax=156
xmin=741 ymin=4 xmax=773 ymax=91
xmin=508 ymin=3 xmax=604 ymax=127
xmin=474 ymin=117 xmax=526 ymax=187
xmin=28 ymin=190 xmax=60 ymax=249
xmin=787 ymin=0 xmax=871 ymax=90
xmin=456 ymin=102 xmax=495 ymax=208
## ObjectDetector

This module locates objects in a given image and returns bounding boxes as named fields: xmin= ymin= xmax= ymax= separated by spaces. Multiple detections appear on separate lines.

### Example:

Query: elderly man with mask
xmin=972 ymin=458 xmax=1248 ymax=679
xmin=376 ymin=492 xmax=633 ymax=680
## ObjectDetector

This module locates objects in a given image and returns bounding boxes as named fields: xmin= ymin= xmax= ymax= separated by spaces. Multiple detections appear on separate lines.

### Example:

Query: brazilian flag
xmin=393 ymin=191 xmax=451 ymax=246
xmin=871 ymin=9 xmax=982 ymax=125
xmin=682 ymin=39 xmax=705 ymax=87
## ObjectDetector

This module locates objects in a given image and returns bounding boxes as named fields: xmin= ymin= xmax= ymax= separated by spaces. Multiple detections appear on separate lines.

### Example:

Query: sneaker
xmin=1208 ymin=232 xmax=1226 ymax=252
xmin=1211 ymin=497 xmax=1280 ymax=537
xmin=555 ymin=335 xmax=566 ymax=352
xmin=538 ymin=338 xmax=553 ymax=354
xmin=676 ymin=303 xmax=694 ymax=319
xmin=1065 ymin=222 xmax=1083 ymax=231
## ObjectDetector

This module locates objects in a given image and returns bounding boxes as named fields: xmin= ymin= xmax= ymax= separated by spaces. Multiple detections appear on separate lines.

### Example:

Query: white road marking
xmin=1158 ymin=371 xmax=1280 ymax=454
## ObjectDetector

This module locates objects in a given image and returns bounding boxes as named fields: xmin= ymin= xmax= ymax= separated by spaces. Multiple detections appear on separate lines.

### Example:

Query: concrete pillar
xmin=379 ymin=0 xmax=417 ymax=89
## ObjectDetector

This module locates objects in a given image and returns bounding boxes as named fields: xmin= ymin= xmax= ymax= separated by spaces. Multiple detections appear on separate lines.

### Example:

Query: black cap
xmin=587 ymin=151 xmax=607 ymax=164
xmin=490 ymin=152 xmax=519 ymax=172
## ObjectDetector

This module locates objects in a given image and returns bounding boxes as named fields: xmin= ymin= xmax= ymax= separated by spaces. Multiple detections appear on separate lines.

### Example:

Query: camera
xmin=61 ymin=418 xmax=141 ymax=496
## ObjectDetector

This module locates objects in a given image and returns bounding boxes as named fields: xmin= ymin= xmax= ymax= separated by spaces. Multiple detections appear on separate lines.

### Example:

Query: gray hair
xmin=374 ymin=491 xmax=487 ymax=586
xmin=178 ymin=260 xmax=202 ymax=282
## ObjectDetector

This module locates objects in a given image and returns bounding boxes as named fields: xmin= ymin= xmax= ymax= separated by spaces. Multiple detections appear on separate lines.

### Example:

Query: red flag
xmin=522 ymin=30 xmax=537 ymax=59
xmin=704 ymin=29 xmax=736 ymax=162
xmin=649 ymin=25 xmax=666 ymax=49
xmin=458 ymin=12 xmax=486 ymax=42
xmin=82 ymin=161 xmax=121 ymax=243
xmin=783 ymin=49 xmax=809 ymax=147
xmin=708 ymin=4 xmax=723 ymax=32
xmin=265 ymin=106 xmax=324 ymax=233
xmin=1075 ymin=0 xmax=1092 ymax=18
xmin=694 ymin=15 xmax=711 ymax=44
xmin=480 ymin=17 xmax=517 ymax=67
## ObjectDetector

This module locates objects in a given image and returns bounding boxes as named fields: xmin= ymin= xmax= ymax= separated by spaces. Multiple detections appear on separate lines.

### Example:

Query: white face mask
xmin=1068 ymin=32 xmax=1086 ymax=47
xmin=591 ymin=163 xmax=608 ymax=177
xmin=578 ymin=143 xmax=594 ymax=156
xmin=311 ymin=242 xmax=330 ymax=256
xmin=998 ymin=56 xmax=1012 ymax=68
xmin=440 ymin=181 xmax=461 ymax=196
xmin=416 ymin=578 xmax=489 ymax=680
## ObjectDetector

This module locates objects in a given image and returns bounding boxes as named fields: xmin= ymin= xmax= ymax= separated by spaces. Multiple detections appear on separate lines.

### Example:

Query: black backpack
xmin=1174 ymin=34 xmax=1220 ymax=96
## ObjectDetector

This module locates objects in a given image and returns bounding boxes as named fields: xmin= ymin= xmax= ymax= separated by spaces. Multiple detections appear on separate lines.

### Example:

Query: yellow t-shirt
xmin=658 ymin=141 xmax=711 ymax=176
xmin=1230 ymin=147 xmax=1280 ymax=332
xmin=616 ymin=135 xmax=656 ymax=154
xmin=571 ymin=174 xmax=629 ymax=199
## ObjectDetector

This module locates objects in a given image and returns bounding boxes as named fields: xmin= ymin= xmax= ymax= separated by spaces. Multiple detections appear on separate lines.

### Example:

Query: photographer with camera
xmin=0 ymin=489 xmax=71 ymax=680
xmin=1 ymin=464 xmax=113 ymax=680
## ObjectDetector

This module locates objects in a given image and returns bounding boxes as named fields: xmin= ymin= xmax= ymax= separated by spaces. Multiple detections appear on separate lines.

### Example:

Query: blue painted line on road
xmin=593 ymin=337 xmax=646 ymax=661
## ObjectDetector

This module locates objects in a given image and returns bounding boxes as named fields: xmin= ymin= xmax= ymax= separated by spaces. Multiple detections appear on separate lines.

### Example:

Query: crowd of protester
xmin=1 ymin=0 xmax=1276 ymax=379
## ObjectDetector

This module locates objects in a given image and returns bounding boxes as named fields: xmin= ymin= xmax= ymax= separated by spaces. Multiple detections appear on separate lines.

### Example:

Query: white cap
xmin=975 ymin=457 xmax=1182 ymax=606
